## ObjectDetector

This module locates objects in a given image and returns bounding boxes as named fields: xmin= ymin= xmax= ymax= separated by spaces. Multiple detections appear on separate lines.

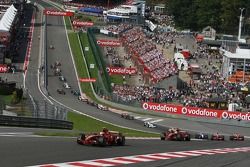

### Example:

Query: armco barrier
xmin=0 ymin=115 xmax=73 ymax=129
xmin=94 ymin=94 xmax=250 ymax=127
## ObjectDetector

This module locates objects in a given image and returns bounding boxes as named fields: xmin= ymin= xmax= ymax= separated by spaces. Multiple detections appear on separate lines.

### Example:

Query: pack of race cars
xmin=160 ymin=128 xmax=245 ymax=141
xmin=77 ymin=127 xmax=245 ymax=146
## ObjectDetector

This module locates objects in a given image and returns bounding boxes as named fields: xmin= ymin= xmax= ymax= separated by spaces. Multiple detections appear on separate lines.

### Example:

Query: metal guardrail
xmin=0 ymin=115 xmax=73 ymax=129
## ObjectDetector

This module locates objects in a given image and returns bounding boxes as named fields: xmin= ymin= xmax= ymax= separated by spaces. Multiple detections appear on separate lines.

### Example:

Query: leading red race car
xmin=211 ymin=133 xmax=225 ymax=141
xmin=229 ymin=133 xmax=244 ymax=141
xmin=161 ymin=128 xmax=191 ymax=141
xmin=77 ymin=128 xmax=125 ymax=146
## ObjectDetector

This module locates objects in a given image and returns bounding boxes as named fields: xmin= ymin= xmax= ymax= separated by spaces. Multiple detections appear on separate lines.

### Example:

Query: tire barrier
xmin=0 ymin=115 xmax=73 ymax=129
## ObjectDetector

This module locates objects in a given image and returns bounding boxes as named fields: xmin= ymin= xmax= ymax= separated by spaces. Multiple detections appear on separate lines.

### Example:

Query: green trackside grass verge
xmin=35 ymin=112 xmax=159 ymax=137
xmin=67 ymin=32 xmax=96 ymax=100
xmin=78 ymin=32 xmax=98 ymax=83
xmin=110 ymin=75 xmax=123 ymax=85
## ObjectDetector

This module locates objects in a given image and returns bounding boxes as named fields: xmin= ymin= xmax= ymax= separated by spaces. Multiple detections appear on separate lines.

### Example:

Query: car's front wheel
xmin=117 ymin=136 xmax=125 ymax=146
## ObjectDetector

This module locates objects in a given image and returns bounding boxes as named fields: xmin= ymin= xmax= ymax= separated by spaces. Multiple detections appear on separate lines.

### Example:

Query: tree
xmin=166 ymin=0 xmax=250 ymax=35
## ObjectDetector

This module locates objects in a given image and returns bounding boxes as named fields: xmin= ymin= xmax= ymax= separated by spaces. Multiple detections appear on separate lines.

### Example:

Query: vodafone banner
xmin=72 ymin=20 xmax=93 ymax=27
xmin=79 ymin=78 xmax=96 ymax=82
xmin=0 ymin=64 xmax=8 ymax=73
xmin=97 ymin=40 xmax=121 ymax=47
xmin=221 ymin=111 xmax=250 ymax=121
xmin=106 ymin=67 xmax=137 ymax=75
xmin=142 ymin=102 xmax=250 ymax=121
xmin=43 ymin=9 xmax=74 ymax=16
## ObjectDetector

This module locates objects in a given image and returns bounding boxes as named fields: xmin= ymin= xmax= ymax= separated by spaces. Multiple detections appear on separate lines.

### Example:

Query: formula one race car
xmin=161 ymin=128 xmax=191 ymax=141
xmin=57 ymin=89 xmax=65 ymax=95
xmin=78 ymin=96 xmax=88 ymax=102
xmin=229 ymin=134 xmax=244 ymax=141
xmin=63 ymin=82 xmax=71 ymax=89
xmin=77 ymin=128 xmax=125 ymax=146
xmin=211 ymin=133 xmax=225 ymax=141
xmin=144 ymin=122 xmax=157 ymax=128
xmin=195 ymin=133 xmax=209 ymax=139
xmin=71 ymin=90 xmax=80 ymax=96
xmin=121 ymin=113 xmax=134 ymax=120
xmin=59 ymin=75 xmax=66 ymax=82
xmin=97 ymin=104 xmax=109 ymax=111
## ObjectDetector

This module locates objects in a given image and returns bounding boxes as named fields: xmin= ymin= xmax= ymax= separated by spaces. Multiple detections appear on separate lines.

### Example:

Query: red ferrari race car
xmin=77 ymin=128 xmax=125 ymax=146
xmin=229 ymin=133 xmax=244 ymax=141
xmin=161 ymin=128 xmax=191 ymax=141
xmin=211 ymin=133 xmax=225 ymax=141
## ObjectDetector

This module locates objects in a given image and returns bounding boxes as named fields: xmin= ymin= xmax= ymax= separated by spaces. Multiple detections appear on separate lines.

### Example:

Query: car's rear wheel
xmin=176 ymin=134 xmax=182 ymax=141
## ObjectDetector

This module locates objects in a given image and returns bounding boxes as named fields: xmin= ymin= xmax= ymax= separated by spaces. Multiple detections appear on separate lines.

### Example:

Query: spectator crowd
xmin=121 ymin=27 xmax=178 ymax=83
xmin=103 ymin=24 xmax=133 ymax=35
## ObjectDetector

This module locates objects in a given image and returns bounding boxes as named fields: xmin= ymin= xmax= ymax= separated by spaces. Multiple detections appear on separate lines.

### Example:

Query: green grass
xmin=79 ymin=32 xmax=98 ymax=81
xmin=68 ymin=112 xmax=159 ymax=137
xmin=35 ymin=112 xmax=159 ymax=137
xmin=64 ymin=16 xmax=72 ymax=30
xmin=0 ymin=95 xmax=12 ymax=105
xmin=110 ymin=75 xmax=123 ymax=84
xmin=67 ymin=32 xmax=95 ymax=100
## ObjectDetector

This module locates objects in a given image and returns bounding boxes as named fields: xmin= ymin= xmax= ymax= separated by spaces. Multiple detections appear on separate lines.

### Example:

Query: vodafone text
xmin=72 ymin=21 xmax=93 ymax=27
xmin=0 ymin=65 xmax=8 ymax=73
xmin=79 ymin=78 xmax=96 ymax=82
xmin=142 ymin=102 xmax=218 ymax=118
xmin=97 ymin=40 xmax=121 ymax=47
xmin=222 ymin=112 xmax=250 ymax=121
xmin=44 ymin=10 xmax=74 ymax=16
xmin=106 ymin=67 xmax=137 ymax=75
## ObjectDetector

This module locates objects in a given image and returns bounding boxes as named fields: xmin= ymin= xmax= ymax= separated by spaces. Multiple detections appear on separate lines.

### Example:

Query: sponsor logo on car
xmin=106 ymin=67 xmax=137 ymax=75
xmin=43 ymin=9 xmax=74 ymax=16
xmin=96 ymin=40 xmax=121 ymax=47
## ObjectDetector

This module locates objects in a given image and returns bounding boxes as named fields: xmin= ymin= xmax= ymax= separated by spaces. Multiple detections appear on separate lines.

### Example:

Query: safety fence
xmin=84 ymin=28 xmax=112 ymax=93
xmin=0 ymin=115 xmax=73 ymax=129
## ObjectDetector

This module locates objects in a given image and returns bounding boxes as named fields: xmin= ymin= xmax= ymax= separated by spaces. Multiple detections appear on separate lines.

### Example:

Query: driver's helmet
xmin=102 ymin=127 xmax=108 ymax=133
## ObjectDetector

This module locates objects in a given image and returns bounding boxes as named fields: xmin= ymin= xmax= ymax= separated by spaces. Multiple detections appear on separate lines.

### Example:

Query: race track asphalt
xmin=0 ymin=133 xmax=250 ymax=167
xmin=10 ymin=1 xmax=250 ymax=167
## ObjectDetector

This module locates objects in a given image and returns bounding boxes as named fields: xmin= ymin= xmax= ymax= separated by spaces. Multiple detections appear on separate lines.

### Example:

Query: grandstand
xmin=63 ymin=0 xmax=127 ymax=8
xmin=105 ymin=1 xmax=145 ymax=23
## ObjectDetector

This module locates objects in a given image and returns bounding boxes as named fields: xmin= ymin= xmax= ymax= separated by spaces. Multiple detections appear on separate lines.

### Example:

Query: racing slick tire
xmin=80 ymin=134 xmax=85 ymax=140
xmin=117 ymin=136 xmax=126 ymax=146
xmin=77 ymin=133 xmax=85 ymax=145
xmin=184 ymin=135 xmax=191 ymax=141
xmin=160 ymin=133 xmax=165 ymax=140
xmin=176 ymin=134 xmax=182 ymax=141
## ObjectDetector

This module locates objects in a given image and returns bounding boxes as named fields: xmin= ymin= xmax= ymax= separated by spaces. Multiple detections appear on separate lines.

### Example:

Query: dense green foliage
xmin=166 ymin=0 xmax=250 ymax=34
